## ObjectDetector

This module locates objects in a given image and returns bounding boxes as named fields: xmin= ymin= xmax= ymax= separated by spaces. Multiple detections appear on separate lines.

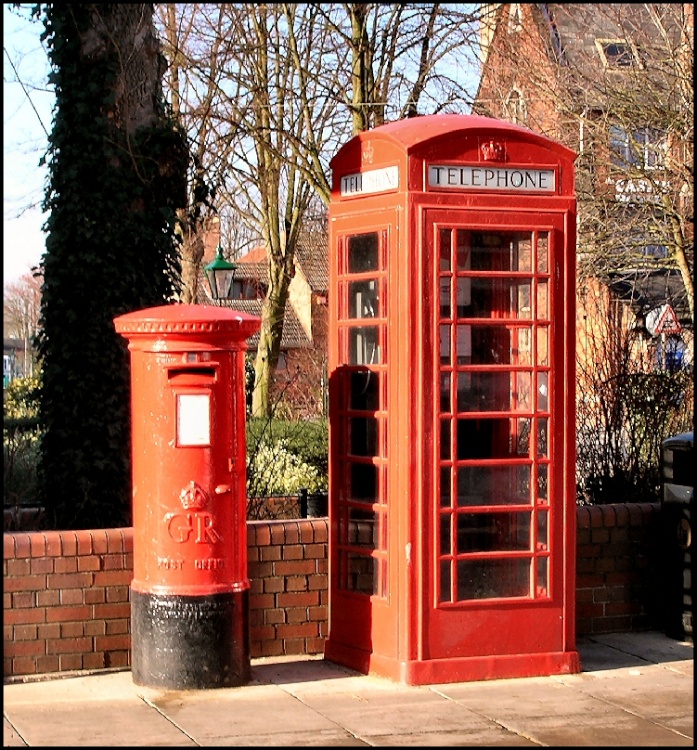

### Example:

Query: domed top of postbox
xmin=114 ymin=303 xmax=261 ymax=345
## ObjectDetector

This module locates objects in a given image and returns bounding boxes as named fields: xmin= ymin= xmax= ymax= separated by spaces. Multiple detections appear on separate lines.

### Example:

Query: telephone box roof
xmin=331 ymin=113 xmax=576 ymax=165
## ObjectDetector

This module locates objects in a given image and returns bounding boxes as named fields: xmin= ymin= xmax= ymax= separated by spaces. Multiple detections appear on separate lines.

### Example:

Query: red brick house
xmin=474 ymin=3 xmax=693 ymax=372
xmin=197 ymin=226 xmax=329 ymax=418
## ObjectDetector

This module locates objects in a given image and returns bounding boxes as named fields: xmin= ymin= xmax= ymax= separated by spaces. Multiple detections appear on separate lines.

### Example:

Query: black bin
xmin=659 ymin=431 xmax=693 ymax=642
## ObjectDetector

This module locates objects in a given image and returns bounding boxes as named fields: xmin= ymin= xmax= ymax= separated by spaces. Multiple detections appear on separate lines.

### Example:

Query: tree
xmin=3 ymin=272 xmax=42 ymax=378
xmin=35 ymin=4 xmax=188 ymax=529
xmin=157 ymin=3 xmax=483 ymax=417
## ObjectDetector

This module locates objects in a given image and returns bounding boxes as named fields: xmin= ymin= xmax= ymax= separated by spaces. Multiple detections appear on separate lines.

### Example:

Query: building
xmin=474 ymin=3 xmax=693 ymax=372
xmin=197 ymin=224 xmax=329 ymax=418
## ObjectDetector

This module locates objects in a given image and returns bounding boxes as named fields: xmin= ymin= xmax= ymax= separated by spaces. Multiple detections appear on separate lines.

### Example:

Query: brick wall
xmin=575 ymin=502 xmax=661 ymax=635
xmin=4 ymin=504 xmax=661 ymax=679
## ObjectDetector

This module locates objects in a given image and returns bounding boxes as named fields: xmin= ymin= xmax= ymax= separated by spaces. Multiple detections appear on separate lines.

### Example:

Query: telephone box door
xmin=423 ymin=208 xmax=575 ymax=664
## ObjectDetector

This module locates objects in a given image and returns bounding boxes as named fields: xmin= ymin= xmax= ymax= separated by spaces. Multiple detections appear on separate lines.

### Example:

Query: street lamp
xmin=204 ymin=245 xmax=238 ymax=302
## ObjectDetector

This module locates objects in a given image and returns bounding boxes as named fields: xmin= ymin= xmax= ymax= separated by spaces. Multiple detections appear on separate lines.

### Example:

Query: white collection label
xmin=177 ymin=394 xmax=210 ymax=446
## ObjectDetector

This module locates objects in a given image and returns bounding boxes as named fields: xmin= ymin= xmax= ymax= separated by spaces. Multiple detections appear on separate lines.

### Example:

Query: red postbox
xmin=114 ymin=303 xmax=260 ymax=689
xmin=325 ymin=114 xmax=580 ymax=684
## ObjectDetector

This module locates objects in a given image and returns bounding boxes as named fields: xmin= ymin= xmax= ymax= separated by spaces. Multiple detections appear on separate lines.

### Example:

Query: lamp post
xmin=204 ymin=245 xmax=238 ymax=302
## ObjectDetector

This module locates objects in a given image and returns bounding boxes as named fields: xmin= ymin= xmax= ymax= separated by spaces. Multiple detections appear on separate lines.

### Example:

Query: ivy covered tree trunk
xmin=36 ymin=4 xmax=188 ymax=529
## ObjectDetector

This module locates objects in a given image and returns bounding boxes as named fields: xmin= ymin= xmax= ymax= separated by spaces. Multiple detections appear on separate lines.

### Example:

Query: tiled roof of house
xmin=194 ymin=280 xmax=311 ymax=349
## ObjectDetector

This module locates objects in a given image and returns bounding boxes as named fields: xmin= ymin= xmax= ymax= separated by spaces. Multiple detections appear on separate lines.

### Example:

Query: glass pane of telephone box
xmin=349 ymin=370 xmax=379 ymax=411
xmin=457 ymin=558 xmax=531 ymax=600
xmin=456 ymin=465 xmax=531 ymax=506
xmin=349 ymin=462 xmax=377 ymax=502
xmin=456 ymin=512 xmax=531 ymax=553
xmin=349 ymin=326 xmax=380 ymax=365
xmin=349 ymin=279 xmax=379 ymax=318
xmin=348 ymin=233 xmax=379 ymax=273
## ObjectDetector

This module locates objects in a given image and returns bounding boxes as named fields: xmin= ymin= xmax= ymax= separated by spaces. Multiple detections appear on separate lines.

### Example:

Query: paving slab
xmin=3 ymin=631 xmax=693 ymax=747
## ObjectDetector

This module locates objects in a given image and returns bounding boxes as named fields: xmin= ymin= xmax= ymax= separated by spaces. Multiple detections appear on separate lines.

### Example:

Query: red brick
xmin=77 ymin=555 xmax=102 ymax=572
xmin=276 ymin=559 xmax=315 ymax=575
xmin=43 ymin=532 xmax=64 ymax=557
xmin=84 ymin=620 xmax=107 ymax=636
xmin=95 ymin=634 xmax=130 ymax=652
xmin=282 ymin=523 xmax=300 ymax=545
xmin=37 ymin=623 xmax=61 ymax=640
xmin=76 ymin=530 xmax=94 ymax=556
xmin=282 ymin=545 xmax=304 ymax=561
xmin=93 ymin=571 xmax=132 ymax=587
xmin=250 ymin=561 xmax=274 ymax=578
xmin=6 ymin=558 xmax=31 ymax=576
xmin=60 ymin=622 xmax=85 ymax=638
xmin=4 ymin=575 xmax=47 ymax=593
xmin=12 ymin=592 xmax=36 ymax=609
xmin=28 ymin=533 xmax=45 ymax=558
xmin=263 ymin=577 xmax=284 ymax=594
xmin=277 ymin=591 xmax=319 ymax=608
xmin=12 ymin=624 xmax=38 ymax=641
xmin=11 ymin=656 xmax=38 ymax=676
xmin=306 ymin=636 xmax=325 ymax=654
xmin=104 ymin=650 xmax=130 ymax=669
xmin=600 ymin=505 xmax=617 ymax=527
xmin=101 ymin=552 xmax=128 ymax=571
xmin=308 ymin=605 xmax=327 ymax=621
xmin=4 ymin=608 xmax=45 ymax=626
xmin=82 ymin=652 xmax=107 ymax=670
xmin=308 ymin=574 xmax=328 ymax=591
xmin=259 ymin=545 xmax=282 ymax=561
xmin=58 ymin=653 xmax=84 ymax=671
xmin=36 ymin=590 xmax=60 ymax=607
xmin=34 ymin=655 xmax=60 ymax=674
xmin=264 ymin=609 xmax=285 ymax=625
xmin=30 ymin=557 xmax=54 ymax=575
xmin=47 ymin=572 xmax=94 ymax=590
xmin=106 ymin=586 xmax=129 ymax=603
xmin=92 ymin=602 xmax=131 ymax=620
xmin=285 ymin=607 xmax=309 ymax=623
xmin=84 ymin=588 xmax=106 ymax=605
xmin=590 ymin=529 xmax=610 ymax=544
xmin=107 ymin=530 xmax=125 ymax=554
xmin=276 ymin=622 xmax=318 ymax=639
xmin=283 ymin=639 xmax=310 ymax=655
xmin=45 ymin=606 xmax=91 ymax=624
xmin=46 ymin=636 xmax=92 ymax=655
xmin=90 ymin=530 xmax=109 ymax=555
xmin=303 ymin=543 xmax=326 ymax=559
xmin=3 ymin=533 xmax=17 ymax=558
xmin=105 ymin=619 xmax=129 ymax=635
xmin=4 ymin=640 xmax=46 ymax=657
xmin=60 ymin=532 xmax=78 ymax=557
xmin=54 ymin=557 xmax=78 ymax=574
xmin=249 ymin=593 xmax=275 ymax=610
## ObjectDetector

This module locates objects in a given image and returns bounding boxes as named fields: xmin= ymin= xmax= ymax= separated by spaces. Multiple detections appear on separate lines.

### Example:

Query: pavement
xmin=3 ymin=631 xmax=693 ymax=747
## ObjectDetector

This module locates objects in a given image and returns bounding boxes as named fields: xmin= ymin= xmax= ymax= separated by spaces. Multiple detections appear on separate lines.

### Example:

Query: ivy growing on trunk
xmin=35 ymin=4 xmax=188 ymax=529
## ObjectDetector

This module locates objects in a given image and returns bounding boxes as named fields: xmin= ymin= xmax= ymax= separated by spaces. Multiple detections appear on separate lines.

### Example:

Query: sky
xmin=3 ymin=4 xmax=53 ymax=288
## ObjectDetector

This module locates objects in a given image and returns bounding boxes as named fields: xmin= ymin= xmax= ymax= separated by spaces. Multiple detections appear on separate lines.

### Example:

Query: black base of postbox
xmin=131 ymin=589 xmax=250 ymax=689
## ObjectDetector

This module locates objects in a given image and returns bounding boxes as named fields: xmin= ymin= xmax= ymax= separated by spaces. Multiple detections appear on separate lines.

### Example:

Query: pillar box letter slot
xmin=114 ymin=304 xmax=260 ymax=690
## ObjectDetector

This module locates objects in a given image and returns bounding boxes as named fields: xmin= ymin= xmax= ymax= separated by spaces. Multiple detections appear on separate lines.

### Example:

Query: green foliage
xmin=247 ymin=439 xmax=326 ymax=498
xmin=34 ymin=4 xmax=188 ymax=530
xmin=577 ymin=369 xmax=694 ymax=504
xmin=3 ymin=374 xmax=41 ymax=420
xmin=247 ymin=417 xmax=328 ymax=476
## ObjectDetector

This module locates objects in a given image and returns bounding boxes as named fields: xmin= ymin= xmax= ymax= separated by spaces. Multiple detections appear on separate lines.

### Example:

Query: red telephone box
xmin=325 ymin=114 xmax=580 ymax=685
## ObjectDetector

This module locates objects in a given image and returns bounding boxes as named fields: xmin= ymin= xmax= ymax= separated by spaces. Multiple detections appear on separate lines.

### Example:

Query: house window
xmin=609 ymin=125 xmax=666 ymax=170
xmin=507 ymin=4 xmax=523 ymax=33
xmin=596 ymin=38 xmax=637 ymax=67
xmin=504 ymin=88 xmax=527 ymax=125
